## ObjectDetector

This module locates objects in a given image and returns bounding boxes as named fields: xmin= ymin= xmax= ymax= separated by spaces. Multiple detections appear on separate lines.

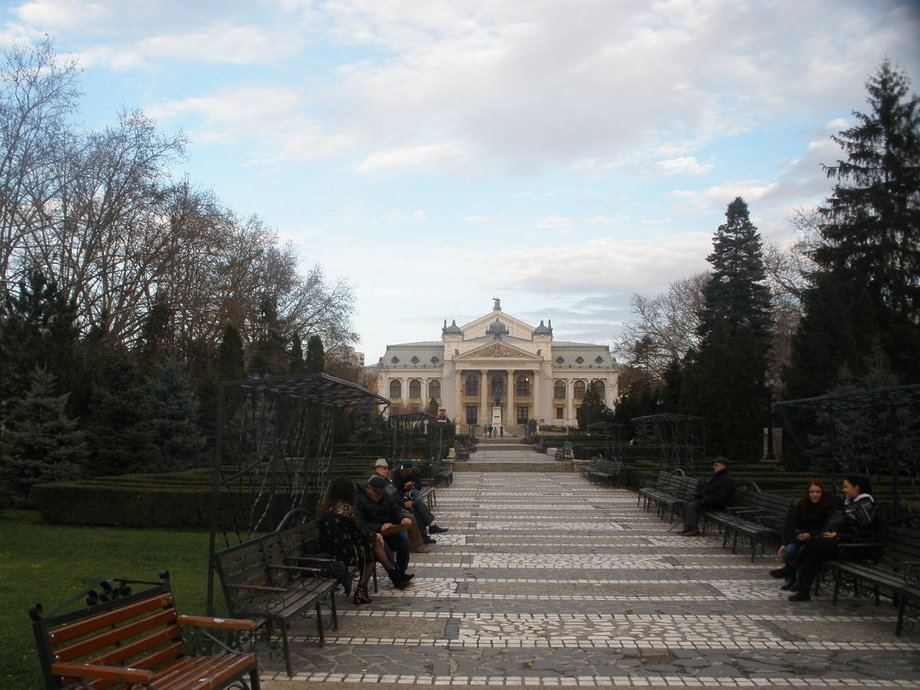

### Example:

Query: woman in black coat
xmin=769 ymin=480 xmax=835 ymax=589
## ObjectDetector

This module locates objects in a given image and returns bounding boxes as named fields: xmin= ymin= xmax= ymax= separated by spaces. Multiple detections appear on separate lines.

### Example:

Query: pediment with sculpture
xmin=456 ymin=342 xmax=540 ymax=360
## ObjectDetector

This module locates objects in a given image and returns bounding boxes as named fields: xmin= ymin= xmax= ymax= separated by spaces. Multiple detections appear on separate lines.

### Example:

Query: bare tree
xmin=29 ymin=109 xmax=185 ymax=343
xmin=0 ymin=39 xmax=80 ymax=288
xmin=615 ymin=272 xmax=708 ymax=377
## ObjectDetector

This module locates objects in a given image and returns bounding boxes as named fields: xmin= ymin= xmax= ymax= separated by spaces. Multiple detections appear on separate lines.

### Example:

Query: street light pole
xmin=764 ymin=376 xmax=775 ymax=460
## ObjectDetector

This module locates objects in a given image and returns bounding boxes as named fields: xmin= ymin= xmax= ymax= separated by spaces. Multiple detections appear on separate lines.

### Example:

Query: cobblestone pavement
xmin=258 ymin=459 xmax=920 ymax=689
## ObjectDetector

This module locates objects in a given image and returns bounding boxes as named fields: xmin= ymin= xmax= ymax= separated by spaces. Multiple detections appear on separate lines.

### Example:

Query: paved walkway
xmin=260 ymin=449 xmax=920 ymax=689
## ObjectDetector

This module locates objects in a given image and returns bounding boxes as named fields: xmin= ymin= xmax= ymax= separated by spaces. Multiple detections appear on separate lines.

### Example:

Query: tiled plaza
xmin=259 ymin=456 xmax=920 ymax=689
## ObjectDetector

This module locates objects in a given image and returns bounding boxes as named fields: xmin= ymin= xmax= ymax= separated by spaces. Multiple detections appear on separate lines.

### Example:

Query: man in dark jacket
xmin=356 ymin=474 xmax=413 ymax=574
xmin=678 ymin=457 xmax=734 ymax=536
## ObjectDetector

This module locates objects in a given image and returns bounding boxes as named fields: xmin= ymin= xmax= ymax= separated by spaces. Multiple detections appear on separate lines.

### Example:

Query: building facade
xmin=373 ymin=299 xmax=619 ymax=434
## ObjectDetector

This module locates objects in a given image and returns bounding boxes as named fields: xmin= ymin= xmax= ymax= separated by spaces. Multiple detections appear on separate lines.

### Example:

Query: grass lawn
xmin=0 ymin=509 xmax=220 ymax=689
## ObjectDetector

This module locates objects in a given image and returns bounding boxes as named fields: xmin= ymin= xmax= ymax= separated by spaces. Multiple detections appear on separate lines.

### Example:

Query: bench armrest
xmin=51 ymin=661 xmax=154 ymax=684
xmin=288 ymin=555 xmax=336 ymax=565
xmin=269 ymin=564 xmax=323 ymax=575
xmin=227 ymin=583 xmax=287 ymax=593
xmin=177 ymin=615 xmax=260 ymax=631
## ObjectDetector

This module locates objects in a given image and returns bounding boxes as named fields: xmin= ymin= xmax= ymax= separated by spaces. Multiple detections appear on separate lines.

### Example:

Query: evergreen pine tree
xmin=140 ymin=359 xmax=207 ymax=471
xmin=684 ymin=198 xmax=773 ymax=460
xmin=0 ymin=368 xmax=87 ymax=505
xmin=216 ymin=324 xmax=246 ymax=382
xmin=787 ymin=61 xmax=920 ymax=394
xmin=81 ymin=340 xmax=148 ymax=476
xmin=289 ymin=332 xmax=306 ymax=373
xmin=0 ymin=270 xmax=82 ymax=420
xmin=305 ymin=335 xmax=325 ymax=374
xmin=577 ymin=383 xmax=613 ymax=430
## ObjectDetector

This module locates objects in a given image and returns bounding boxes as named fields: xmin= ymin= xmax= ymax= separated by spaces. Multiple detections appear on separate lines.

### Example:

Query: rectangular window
xmin=516 ymin=406 xmax=529 ymax=424
xmin=466 ymin=406 xmax=478 ymax=424
xmin=556 ymin=406 xmax=564 ymax=419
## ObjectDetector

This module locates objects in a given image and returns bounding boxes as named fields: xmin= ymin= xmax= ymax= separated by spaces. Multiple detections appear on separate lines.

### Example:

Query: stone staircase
xmin=454 ymin=440 xmax=572 ymax=473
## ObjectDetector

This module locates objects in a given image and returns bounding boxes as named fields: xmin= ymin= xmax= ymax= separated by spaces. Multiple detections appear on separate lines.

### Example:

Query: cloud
xmin=147 ymin=86 xmax=356 ymax=161
xmin=533 ymin=216 xmax=576 ymax=230
xmin=654 ymin=156 xmax=715 ymax=175
xmin=504 ymin=234 xmax=712 ymax=296
xmin=387 ymin=210 xmax=428 ymax=222
xmin=357 ymin=141 xmax=473 ymax=173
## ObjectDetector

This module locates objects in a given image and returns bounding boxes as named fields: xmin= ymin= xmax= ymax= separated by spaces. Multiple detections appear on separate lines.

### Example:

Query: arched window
xmin=592 ymin=380 xmax=605 ymax=399
xmin=516 ymin=374 xmax=530 ymax=397
xmin=409 ymin=379 xmax=422 ymax=399
xmin=465 ymin=374 xmax=479 ymax=397
xmin=389 ymin=380 xmax=402 ymax=399
xmin=553 ymin=380 xmax=566 ymax=399
xmin=428 ymin=379 xmax=441 ymax=403
xmin=491 ymin=375 xmax=504 ymax=397
xmin=574 ymin=380 xmax=586 ymax=400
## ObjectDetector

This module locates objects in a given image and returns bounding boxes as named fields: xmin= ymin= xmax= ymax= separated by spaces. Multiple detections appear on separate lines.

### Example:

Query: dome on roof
xmin=486 ymin=318 xmax=509 ymax=337
xmin=442 ymin=319 xmax=463 ymax=335
xmin=533 ymin=319 xmax=553 ymax=336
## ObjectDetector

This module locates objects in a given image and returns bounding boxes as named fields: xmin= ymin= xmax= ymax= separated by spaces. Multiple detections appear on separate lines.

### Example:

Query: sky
xmin=1 ymin=0 xmax=918 ymax=364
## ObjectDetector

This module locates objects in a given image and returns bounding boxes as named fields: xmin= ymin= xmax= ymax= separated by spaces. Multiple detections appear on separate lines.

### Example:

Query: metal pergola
xmin=774 ymin=384 xmax=920 ymax=516
xmin=206 ymin=373 xmax=388 ymax=614
xmin=587 ymin=421 xmax=629 ymax=464
xmin=631 ymin=413 xmax=706 ymax=473
xmin=389 ymin=411 xmax=438 ymax=462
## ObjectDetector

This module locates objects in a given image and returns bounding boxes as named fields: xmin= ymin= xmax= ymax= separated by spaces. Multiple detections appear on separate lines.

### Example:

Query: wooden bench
xmin=702 ymin=485 xmax=794 ymax=561
xmin=638 ymin=470 xmax=700 ymax=520
xmin=213 ymin=532 xmax=338 ymax=677
xmin=581 ymin=457 xmax=624 ymax=486
xmin=29 ymin=572 xmax=260 ymax=689
xmin=830 ymin=519 xmax=920 ymax=635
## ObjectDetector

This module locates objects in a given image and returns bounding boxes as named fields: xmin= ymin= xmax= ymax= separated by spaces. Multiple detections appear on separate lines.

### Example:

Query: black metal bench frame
xmin=214 ymin=530 xmax=338 ymax=677
xmin=581 ymin=457 xmax=624 ymax=486
xmin=702 ymin=484 xmax=794 ymax=561
xmin=829 ymin=520 xmax=920 ymax=636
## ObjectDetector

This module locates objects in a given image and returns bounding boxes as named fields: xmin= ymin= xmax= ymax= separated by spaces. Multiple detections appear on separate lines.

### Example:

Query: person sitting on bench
xmin=392 ymin=459 xmax=449 ymax=536
xmin=786 ymin=475 xmax=878 ymax=602
xmin=677 ymin=457 xmax=734 ymax=537
xmin=317 ymin=476 xmax=409 ymax=603
xmin=356 ymin=474 xmax=415 ymax=587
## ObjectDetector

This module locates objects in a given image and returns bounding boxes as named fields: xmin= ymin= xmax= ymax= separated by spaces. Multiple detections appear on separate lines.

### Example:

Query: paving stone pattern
xmin=259 ymin=459 xmax=920 ymax=689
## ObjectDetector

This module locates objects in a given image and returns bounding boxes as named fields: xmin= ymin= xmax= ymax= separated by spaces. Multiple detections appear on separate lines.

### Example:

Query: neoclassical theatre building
xmin=374 ymin=299 xmax=619 ymax=434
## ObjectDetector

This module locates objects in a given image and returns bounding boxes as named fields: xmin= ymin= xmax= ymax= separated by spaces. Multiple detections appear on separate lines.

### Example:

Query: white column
xmin=453 ymin=368 xmax=463 ymax=426
xmin=565 ymin=378 xmax=574 ymax=425
xmin=506 ymin=369 xmax=515 ymax=428
xmin=480 ymin=369 xmax=489 ymax=429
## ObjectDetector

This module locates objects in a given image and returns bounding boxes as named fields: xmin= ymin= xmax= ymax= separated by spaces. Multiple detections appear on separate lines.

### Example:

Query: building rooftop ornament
xmin=486 ymin=318 xmax=509 ymax=337
xmin=533 ymin=319 xmax=553 ymax=336
xmin=442 ymin=319 xmax=463 ymax=335
xmin=493 ymin=297 xmax=502 ymax=311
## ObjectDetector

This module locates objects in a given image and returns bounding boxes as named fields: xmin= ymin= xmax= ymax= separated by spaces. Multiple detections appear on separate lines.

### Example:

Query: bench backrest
xmin=881 ymin=525 xmax=920 ymax=570
xmin=30 ymin=579 xmax=185 ymax=689
xmin=214 ymin=537 xmax=276 ymax=615
xmin=664 ymin=475 xmax=699 ymax=496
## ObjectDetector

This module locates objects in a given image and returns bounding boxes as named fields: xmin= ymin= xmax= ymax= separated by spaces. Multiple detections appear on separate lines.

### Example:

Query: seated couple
xmin=769 ymin=475 xmax=877 ymax=602
xmin=315 ymin=476 xmax=415 ymax=605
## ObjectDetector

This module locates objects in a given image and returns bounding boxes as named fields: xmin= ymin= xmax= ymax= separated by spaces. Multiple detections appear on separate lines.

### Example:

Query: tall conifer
xmin=684 ymin=198 xmax=773 ymax=460
xmin=787 ymin=61 xmax=920 ymax=396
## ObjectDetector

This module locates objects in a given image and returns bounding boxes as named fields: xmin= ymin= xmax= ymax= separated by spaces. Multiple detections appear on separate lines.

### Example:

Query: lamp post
xmin=764 ymin=376 xmax=775 ymax=460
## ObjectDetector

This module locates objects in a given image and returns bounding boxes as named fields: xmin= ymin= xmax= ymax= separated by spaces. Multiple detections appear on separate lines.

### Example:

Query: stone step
xmin=454 ymin=461 xmax=572 ymax=473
